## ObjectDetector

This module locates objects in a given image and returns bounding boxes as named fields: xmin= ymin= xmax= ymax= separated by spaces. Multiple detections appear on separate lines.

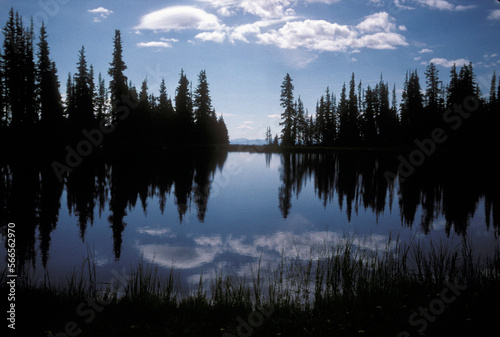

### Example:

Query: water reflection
xmin=0 ymin=150 xmax=499 ymax=270
xmin=278 ymin=152 xmax=500 ymax=236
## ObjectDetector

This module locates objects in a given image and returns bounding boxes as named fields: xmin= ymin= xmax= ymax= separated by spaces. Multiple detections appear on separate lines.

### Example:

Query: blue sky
xmin=1 ymin=0 xmax=499 ymax=140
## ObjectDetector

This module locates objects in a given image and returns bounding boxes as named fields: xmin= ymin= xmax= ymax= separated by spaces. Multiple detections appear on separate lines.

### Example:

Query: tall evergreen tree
xmin=175 ymin=69 xmax=194 ymax=144
xmin=295 ymin=96 xmax=306 ymax=145
xmin=400 ymin=70 xmax=424 ymax=141
xmin=362 ymin=85 xmax=377 ymax=144
xmin=347 ymin=73 xmax=360 ymax=145
xmin=37 ymin=22 xmax=64 ymax=139
xmin=375 ymin=76 xmax=395 ymax=145
xmin=266 ymin=126 xmax=272 ymax=145
xmin=69 ymin=46 xmax=94 ymax=133
xmin=337 ymin=83 xmax=348 ymax=144
xmin=2 ymin=9 xmax=37 ymax=129
xmin=215 ymin=114 xmax=229 ymax=145
xmin=315 ymin=97 xmax=325 ymax=144
xmin=424 ymin=62 xmax=442 ymax=131
xmin=24 ymin=18 xmax=37 ymax=126
xmin=280 ymin=73 xmax=295 ymax=146
xmin=489 ymin=71 xmax=497 ymax=108
xmin=194 ymin=70 xmax=216 ymax=144
xmin=324 ymin=87 xmax=336 ymax=145
xmin=37 ymin=23 xmax=62 ymax=124
xmin=108 ymin=30 xmax=128 ymax=125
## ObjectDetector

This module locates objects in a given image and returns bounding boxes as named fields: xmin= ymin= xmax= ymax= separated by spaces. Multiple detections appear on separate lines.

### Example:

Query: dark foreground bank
xmin=2 ymin=237 xmax=500 ymax=337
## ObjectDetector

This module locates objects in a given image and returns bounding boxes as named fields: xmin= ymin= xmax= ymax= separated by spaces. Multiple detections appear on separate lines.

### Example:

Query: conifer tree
xmin=37 ymin=22 xmax=63 ymax=129
xmin=69 ymin=46 xmax=94 ymax=132
xmin=280 ymin=73 xmax=295 ymax=146
xmin=347 ymin=73 xmax=360 ymax=144
xmin=108 ymin=30 xmax=128 ymax=125
xmin=175 ymin=69 xmax=194 ymax=144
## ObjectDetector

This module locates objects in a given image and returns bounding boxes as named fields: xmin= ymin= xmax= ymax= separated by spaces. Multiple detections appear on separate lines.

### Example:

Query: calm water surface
xmin=1 ymin=150 xmax=499 ymax=290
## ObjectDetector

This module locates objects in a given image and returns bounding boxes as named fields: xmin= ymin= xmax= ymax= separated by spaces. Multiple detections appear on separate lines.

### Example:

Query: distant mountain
xmin=230 ymin=138 xmax=267 ymax=145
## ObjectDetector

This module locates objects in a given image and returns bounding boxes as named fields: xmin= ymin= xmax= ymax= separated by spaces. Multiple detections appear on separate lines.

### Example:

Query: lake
xmin=1 ymin=149 xmax=499 ymax=292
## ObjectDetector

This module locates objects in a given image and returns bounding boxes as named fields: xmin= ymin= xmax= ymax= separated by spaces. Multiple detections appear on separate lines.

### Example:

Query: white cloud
xmin=256 ymin=12 xmax=407 ymax=52
xmin=161 ymin=37 xmax=179 ymax=43
xmin=88 ymin=7 xmax=113 ymax=15
xmin=394 ymin=0 xmax=474 ymax=11
xmin=414 ymin=56 xmax=421 ymax=60
xmin=418 ymin=48 xmax=433 ymax=53
xmin=243 ymin=121 xmax=254 ymax=124
xmin=488 ymin=9 xmax=500 ymax=20
xmin=197 ymin=0 xmax=295 ymax=19
xmin=195 ymin=30 xmax=226 ymax=43
xmin=135 ymin=6 xmax=222 ymax=31
xmin=88 ymin=7 xmax=113 ymax=22
xmin=268 ymin=114 xmax=280 ymax=119
xmin=137 ymin=41 xmax=174 ymax=48
xmin=394 ymin=0 xmax=416 ymax=10
xmin=237 ymin=125 xmax=254 ymax=129
xmin=230 ymin=23 xmax=262 ymax=42
xmin=429 ymin=57 xmax=470 ymax=67
xmin=398 ymin=25 xmax=407 ymax=31
xmin=356 ymin=12 xmax=395 ymax=33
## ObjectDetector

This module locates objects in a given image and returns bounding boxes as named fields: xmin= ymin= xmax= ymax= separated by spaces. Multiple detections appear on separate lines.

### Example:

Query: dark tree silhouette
xmin=175 ymin=69 xmax=194 ymax=145
xmin=36 ymin=22 xmax=64 ymax=141
xmin=280 ymin=73 xmax=295 ymax=146
xmin=400 ymin=70 xmax=424 ymax=142
xmin=108 ymin=30 xmax=128 ymax=126
xmin=68 ymin=46 xmax=95 ymax=139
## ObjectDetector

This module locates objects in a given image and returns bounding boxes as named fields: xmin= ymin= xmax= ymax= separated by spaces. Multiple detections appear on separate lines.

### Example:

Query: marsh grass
xmin=4 ymin=235 xmax=500 ymax=336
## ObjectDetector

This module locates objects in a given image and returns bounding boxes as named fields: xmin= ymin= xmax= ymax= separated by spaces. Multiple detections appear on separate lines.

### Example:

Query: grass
xmin=4 ymin=235 xmax=500 ymax=336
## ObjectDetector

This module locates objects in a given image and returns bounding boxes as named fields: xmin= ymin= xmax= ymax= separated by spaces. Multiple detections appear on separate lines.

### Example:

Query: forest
xmin=273 ymin=62 xmax=499 ymax=149
xmin=0 ymin=9 xmax=229 ymax=150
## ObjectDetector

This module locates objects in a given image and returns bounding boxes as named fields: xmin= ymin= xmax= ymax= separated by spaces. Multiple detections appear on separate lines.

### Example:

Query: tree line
xmin=277 ymin=64 xmax=499 ymax=149
xmin=0 ymin=9 xmax=229 ymax=149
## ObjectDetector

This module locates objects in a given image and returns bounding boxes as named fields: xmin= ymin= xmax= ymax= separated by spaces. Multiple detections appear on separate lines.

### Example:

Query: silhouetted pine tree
xmin=68 ymin=46 xmax=95 ymax=138
xmin=361 ymin=85 xmax=377 ymax=144
xmin=424 ymin=63 xmax=442 ymax=128
xmin=266 ymin=126 xmax=272 ymax=145
xmin=2 ymin=9 xmax=37 ymax=130
xmin=337 ymin=83 xmax=348 ymax=144
xmin=194 ymin=70 xmax=217 ymax=144
xmin=376 ymin=76 xmax=397 ymax=145
xmin=215 ymin=114 xmax=229 ymax=145
xmin=37 ymin=22 xmax=64 ymax=142
xmin=108 ymin=30 xmax=128 ymax=126
xmin=175 ymin=69 xmax=194 ymax=145
xmin=400 ymin=70 xmax=424 ymax=142
xmin=295 ymin=96 xmax=306 ymax=145
xmin=347 ymin=73 xmax=360 ymax=145
xmin=157 ymin=78 xmax=174 ymax=144
xmin=280 ymin=73 xmax=295 ymax=146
